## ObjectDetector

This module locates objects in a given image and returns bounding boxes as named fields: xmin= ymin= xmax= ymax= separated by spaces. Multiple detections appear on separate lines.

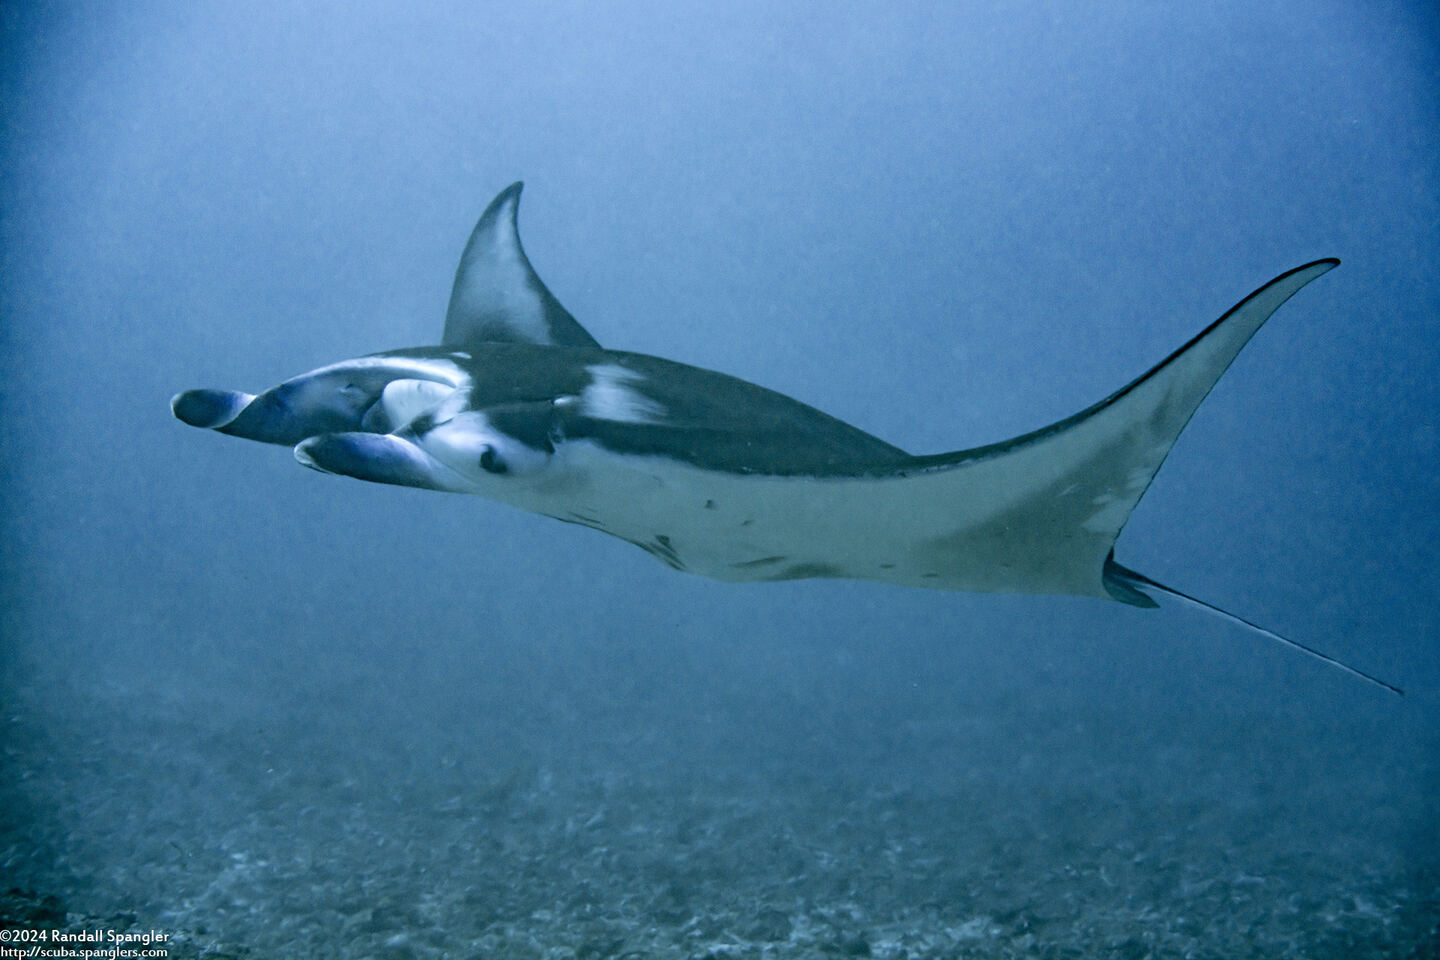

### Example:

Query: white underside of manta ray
xmin=172 ymin=183 xmax=1399 ymax=694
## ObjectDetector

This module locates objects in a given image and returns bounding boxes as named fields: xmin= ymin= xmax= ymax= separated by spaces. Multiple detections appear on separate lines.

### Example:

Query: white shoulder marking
xmin=581 ymin=363 xmax=667 ymax=424
xmin=381 ymin=379 xmax=456 ymax=429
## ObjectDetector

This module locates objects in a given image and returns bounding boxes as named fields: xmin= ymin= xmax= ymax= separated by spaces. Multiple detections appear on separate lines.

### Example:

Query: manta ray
xmin=172 ymin=183 xmax=1398 ymax=694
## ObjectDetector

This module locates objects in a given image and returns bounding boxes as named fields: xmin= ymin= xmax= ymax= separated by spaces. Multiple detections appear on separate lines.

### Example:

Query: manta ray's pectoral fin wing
xmin=904 ymin=259 xmax=1340 ymax=600
xmin=443 ymin=182 xmax=602 ymax=351
xmin=1079 ymin=258 xmax=1341 ymax=573
xmin=902 ymin=258 xmax=1398 ymax=694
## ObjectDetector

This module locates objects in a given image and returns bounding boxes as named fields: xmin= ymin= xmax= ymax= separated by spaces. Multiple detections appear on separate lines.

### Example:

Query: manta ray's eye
xmin=479 ymin=446 xmax=507 ymax=474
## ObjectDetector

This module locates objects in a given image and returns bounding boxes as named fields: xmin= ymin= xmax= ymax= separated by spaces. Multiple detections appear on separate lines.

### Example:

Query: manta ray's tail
xmin=1103 ymin=556 xmax=1403 ymax=696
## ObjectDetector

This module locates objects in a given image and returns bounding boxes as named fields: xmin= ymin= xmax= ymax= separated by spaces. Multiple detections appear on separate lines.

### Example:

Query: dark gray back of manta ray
xmin=456 ymin=342 xmax=914 ymax=477
xmin=459 ymin=260 xmax=1335 ymax=483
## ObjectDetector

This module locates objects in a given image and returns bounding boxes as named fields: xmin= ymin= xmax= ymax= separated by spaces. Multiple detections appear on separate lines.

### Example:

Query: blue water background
xmin=2 ymin=1 xmax=1437 ymax=954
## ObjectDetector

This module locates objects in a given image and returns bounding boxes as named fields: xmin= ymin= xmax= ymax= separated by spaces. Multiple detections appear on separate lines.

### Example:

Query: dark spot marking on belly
xmin=922 ymin=572 xmax=940 ymax=579
xmin=624 ymin=534 xmax=686 ymax=571
xmin=879 ymin=563 xmax=896 ymax=570
xmin=651 ymin=534 xmax=683 ymax=569
xmin=704 ymin=499 xmax=716 ymax=510
xmin=767 ymin=562 xmax=845 ymax=581
xmin=741 ymin=519 xmax=754 ymax=527
xmin=732 ymin=555 xmax=787 ymax=570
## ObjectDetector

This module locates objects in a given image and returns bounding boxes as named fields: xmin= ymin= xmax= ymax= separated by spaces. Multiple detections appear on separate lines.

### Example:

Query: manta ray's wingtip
xmin=1257 ymin=258 xmax=1340 ymax=290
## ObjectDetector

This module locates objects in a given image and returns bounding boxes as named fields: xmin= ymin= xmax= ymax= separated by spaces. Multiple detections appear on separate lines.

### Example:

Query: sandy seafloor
xmin=3 ymin=678 xmax=1434 ymax=960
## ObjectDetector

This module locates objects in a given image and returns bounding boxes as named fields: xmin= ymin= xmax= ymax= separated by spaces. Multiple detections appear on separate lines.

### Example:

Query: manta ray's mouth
xmin=358 ymin=398 xmax=392 ymax=433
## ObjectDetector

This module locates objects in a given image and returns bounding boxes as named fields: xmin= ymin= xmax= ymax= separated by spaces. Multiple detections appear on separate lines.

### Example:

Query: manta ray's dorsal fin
xmin=443 ymin=182 xmax=601 ymax=351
